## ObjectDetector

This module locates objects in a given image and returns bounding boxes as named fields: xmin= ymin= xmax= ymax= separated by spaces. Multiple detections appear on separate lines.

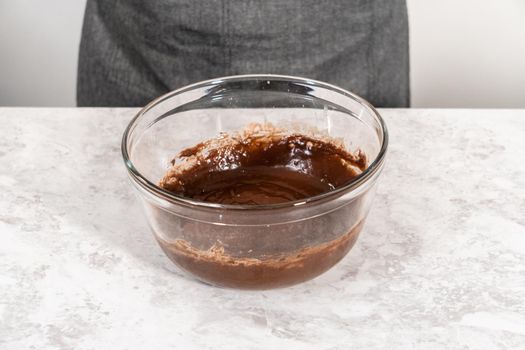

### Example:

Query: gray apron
xmin=77 ymin=0 xmax=409 ymax=107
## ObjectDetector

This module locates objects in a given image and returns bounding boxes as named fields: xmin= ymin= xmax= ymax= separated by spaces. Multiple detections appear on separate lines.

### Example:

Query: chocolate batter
xmin=157 ymin=219 xmax=364 ymax=289
xmin=159 ymin=124 xmax=367 ymax=204
xmin=156 ymin=123 xmax=369 ymax=289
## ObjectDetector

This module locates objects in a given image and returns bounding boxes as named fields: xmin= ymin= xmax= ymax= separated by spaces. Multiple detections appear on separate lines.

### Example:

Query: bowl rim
xmin=121 ymin=74 xmax=388 ymax=211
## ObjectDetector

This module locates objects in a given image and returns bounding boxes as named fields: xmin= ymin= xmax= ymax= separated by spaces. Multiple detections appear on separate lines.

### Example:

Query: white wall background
xmin=408 ymin=0 xmax=525 ymax=108
xmin=0 ymin=0 xmax=85 ymax=106
xmin=0 ymin=0 xmax=524 ymax=107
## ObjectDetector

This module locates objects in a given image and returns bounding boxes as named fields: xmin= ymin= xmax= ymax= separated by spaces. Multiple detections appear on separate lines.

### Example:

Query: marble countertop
xmin=1 ymin=108 xmax=524 ymax=349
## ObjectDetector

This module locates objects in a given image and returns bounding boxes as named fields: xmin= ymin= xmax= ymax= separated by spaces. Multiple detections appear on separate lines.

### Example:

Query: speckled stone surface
xmin=1 ymin=108 xmax=524 ymax=349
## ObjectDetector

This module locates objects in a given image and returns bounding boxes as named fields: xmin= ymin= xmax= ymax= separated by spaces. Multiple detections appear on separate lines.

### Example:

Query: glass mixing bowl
xmin=122 ymin=75 xmax=388 ymax=289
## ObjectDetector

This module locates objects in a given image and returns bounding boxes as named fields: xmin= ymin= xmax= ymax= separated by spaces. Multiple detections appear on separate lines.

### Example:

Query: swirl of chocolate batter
xmin=159 ymin=123 xmax=367 ymax=204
